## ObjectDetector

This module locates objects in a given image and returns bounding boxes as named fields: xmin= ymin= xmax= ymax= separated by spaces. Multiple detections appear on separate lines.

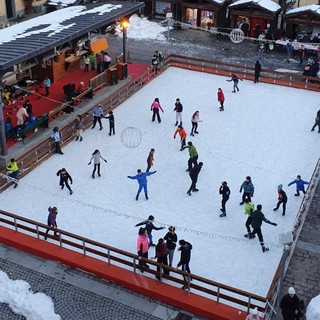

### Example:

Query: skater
xmin=51 ymin=127 xmax=63 ymax=155
xmin=219 ymin=181 xmax=230 ymax=217
xmin=164 ymin=226 xmax=178 ymax=267
xmin=16 ymin=105 xmax=28 ymax=126
xmin=72 ymin=115 xmax=84 ymax=141
xmin=239 ymin=176 xmax=254 ymax=205
xmin=146 ymin=148 xmax=155 ymax=172
xmin=44 ymin=206 xmax=58 ymax=240
xmin=150 ymin=98 xmax=164 ymax=123
xmin=244 ymin=198 xmax=255 ymax=238
xmin=43 ymin=76 xmax=51 ymax=96
xmin=153 ymin=238 xmax=169 ymax=279
xmin=280 ymin=287 xmax=302 ymax=320
xmin=104 ymin=111 xmax=115 ymax=135
xmin=88 ymin=149 xmax=107 ymax=179
xmin=187 ymin=162 xmax=203 ymax=196
xmin=254 ymin=60 xmax=262 ymax=83
xmin=174 ymin=98 xmax=183 ymax=126
xmin=311 ymin=109 xmax=320 ymax=132
xmin=6 ymin=158 xmax=19 ymax=188
xmin=151 ymin=52 xmax=160 ymax=74
xmin=190 ymin=111 xmax=201 ymax=136
xmin=137 ymin=227 xmax=150 ymax=271
xmin=183 ymin=141 xmax=198 ymax=172
xmin=227 ymin=74 xmax=242 ymax=93
xmin=127 ymin=169 xmax=156 ymax=200
xmin=135 ymin=215 xmax=165 ymax=246
xmin=250 ymin=204 xmax=277 ymax=252
xmin=56 ymin=168 xmax=73 ymax=195
xmin=174 ymin=125 xmax=187 ymax=151
xmin=176 ymin=239 xmax=192 ymax=289
xmin=273 ymin=184 xmax=288 ymax=216
xmin=245 ymin=308 xmax=260 ymax=320
xmin=90 ymin=104 xmax=104 ymax=130
xmin=288 ymin=175 xmax=309 ymax=196
xmin=217 ymin=88 xmax=225 ymax=111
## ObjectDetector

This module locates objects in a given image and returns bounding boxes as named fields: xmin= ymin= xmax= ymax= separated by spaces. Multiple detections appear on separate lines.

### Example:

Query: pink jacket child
xmin=150 ymin=98 xmax=164 ymax=123
xmin=137 ymin=227 xmax=150 ymax=270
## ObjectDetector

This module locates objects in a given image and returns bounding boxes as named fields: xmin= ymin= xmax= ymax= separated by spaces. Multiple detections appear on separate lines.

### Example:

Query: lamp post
xmin=121 ymin=20 xmax=129 ymax=63
xmin=0 ymin=89 xmax=8 ymax=157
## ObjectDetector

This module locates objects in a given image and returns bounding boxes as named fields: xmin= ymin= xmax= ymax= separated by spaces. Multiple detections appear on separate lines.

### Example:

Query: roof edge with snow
xmin=228 ymin=0 xmax=281 ymax=14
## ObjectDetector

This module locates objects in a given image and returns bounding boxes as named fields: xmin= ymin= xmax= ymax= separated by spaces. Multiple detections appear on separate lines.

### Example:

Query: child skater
xmin=88 ymin=149 xmax=107 ymax=179
xmin=227 ymin=74 xmax=242 ymax=93
xmin=146 ymin=148 xmax=155 ymax=172
xmin=190 ymin=111 xmax=201 ymax=136
xmin=217 ymin=88 xmax=225 ymax=111
xmin=174 ymin=125 xmax=187 ymax=151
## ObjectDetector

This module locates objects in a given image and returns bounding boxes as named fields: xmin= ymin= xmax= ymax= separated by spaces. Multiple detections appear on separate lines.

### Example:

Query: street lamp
xmin=121 ymin=20 xmax=129 ymax=63
xmin=0 ymin=87 xmax=8 ymax=157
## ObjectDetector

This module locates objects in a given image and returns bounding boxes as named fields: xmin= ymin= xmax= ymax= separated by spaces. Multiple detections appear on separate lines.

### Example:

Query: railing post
xmin=13 ymin=217 xmax=17 ymax=232
xmin=82 ymin=239 xmax=86 ymax=256
xmin=59 ymin=232 xmax=62 ymax=248
xmin=107 ymin=248 xmax=110 ymax=263
xmin=247 ymin=296 xmax=252 ymax=314
xmin=133 ymin=257 xmax=137 ymax=273
xmin=36 ymin=225 xmax=40 ymax=239
xmin=217 ymin=286 xmax=220 ymax=302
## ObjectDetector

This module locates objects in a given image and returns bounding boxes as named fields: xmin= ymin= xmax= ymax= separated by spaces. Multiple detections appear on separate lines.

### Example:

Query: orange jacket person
xmin=174 ymin=125 xmax=187 ymax=151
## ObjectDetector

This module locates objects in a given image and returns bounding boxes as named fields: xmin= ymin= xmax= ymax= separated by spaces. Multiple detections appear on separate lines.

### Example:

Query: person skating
xmin=288 ymin=175 xmax=309 ymax=196
xmin=183 ymin=141 xmax=198 ymax=172
xmin=254 ymin=60 xmax=262 ymax=83
xmin=239 ymin=176 xmax=254 ymax=205
xmin=137 ymin=227 xmax=150 ymax=271
xmin=280 ymin=287 xmax=302 ymax=320
xmin=176 ymin=239 xmax=192 ymax=289
xmin=88 ymin=149 xmax=107 ymax=179
xmin=128 ymin=169 xmax=156 ymax=200
xmin=164 ymin=226 xmax=178 ymax=267
xmin=6 ymin=158 xmax=19 ymax=188
xmin=103 ymin=111 xmax=115 ymax=136
xmin=219 ymin=181 xmax=230 ymax=217
xmin=311 ymin=109 xmax=320 ymax=132
xmin=217 ymin=88 xmax=225 ymax=111
xmin=90 ymin=104 xmax=104 ymax=130
xmin=152 ymin=238 xmax=169 ymax=279
xmin=273 ymin=184 xmax=288 ymax=216
xmin=72 ymin=115 xmax=84 ymax=141
xmin=227 ymin=74 xmax=242 ymax=93
xmin=146 ymin=148 xmax=155 ymax=172
xmin=250 ymin=204 xmax=277 ymax=252
xmin=187 ymin=162 xmax=203 ymax=196
xmin=56 ymin=168 xmax=73 ymax=195
xmin=150 ymin=98 xmax=164 ymax=123
xmin=244 ymin=198 xmax=255 ymax=238
xmin=51 ymin=127 xmax=63 ymax=155
xmin=135 ymin=215 xmax=165 ymax=246
xmin=190 ymin=111 xmax=201 ymax=136
xmin=174 ymin=125 xmax=187 ymax=151
xmin=44 ymin=206 xmax=58 ymax=240
xmin=173 ymin=98 xmax=183 ymax=126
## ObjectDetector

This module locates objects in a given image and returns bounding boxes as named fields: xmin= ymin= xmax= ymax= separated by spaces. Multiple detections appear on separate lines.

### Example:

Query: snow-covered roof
xmin=47 ymin=0 xmax=80 ymax=7
xmin=0 ymin=2 xmax=144 ymax=71
xmin=204 ymin=0 xmax=227 ymax=6
xmin=286 ymin=4 xmax=320 ymax=17
xmin=228 ymin=0 xmax=281 ymax=13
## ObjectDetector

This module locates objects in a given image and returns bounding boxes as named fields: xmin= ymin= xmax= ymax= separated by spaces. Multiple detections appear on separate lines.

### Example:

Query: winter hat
xmin=252 ymin=308 xmax=258 ymax=315
xmin=278 ymin=184 xmax=283 ymax=191
xmin=222 ymin=181 xmax=227 ymax=186
xmin=257 ymin=204 xmax=262 ymax=210
xmin=148 ymin=215 xmax=154 ymax=221
xmin=288 ymin=287 xmax=296 ymax=295
xmin=169 ymin=226 xmax=175 ymax=232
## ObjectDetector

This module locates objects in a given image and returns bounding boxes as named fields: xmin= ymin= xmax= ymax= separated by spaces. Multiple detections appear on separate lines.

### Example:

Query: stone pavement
xmin=0 ymin=244 xmax=205 ymax=320
xmin=273 ymin=181 xmax=320 ymax=320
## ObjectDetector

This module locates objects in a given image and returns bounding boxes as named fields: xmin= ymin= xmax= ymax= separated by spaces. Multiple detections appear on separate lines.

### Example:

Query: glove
xmin=271 ymin=222 xmax=277 ymax=226
xmin=71 ymin=181 xmax=73 ymax=185
xmin=239 ymin=190 xmax=242 ymax=193
xmin=88 ymin=162 xmax=91 ymax=165
xmin=251 ymin=194 xmax=254 ymax=197
xmin=127 ymin=176 xmax=130 ymax=178
xmin=104 ymin=160 xmax=107 ymax=163
xmin=154 ymin=171 xmax=157 ymax=173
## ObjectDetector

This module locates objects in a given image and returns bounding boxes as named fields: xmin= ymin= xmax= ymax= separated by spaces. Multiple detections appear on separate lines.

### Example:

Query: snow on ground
xmin=0 ymin=68 xmax=319 ymax=301
xmin=306 ymin=294 xmax=320 ymax=320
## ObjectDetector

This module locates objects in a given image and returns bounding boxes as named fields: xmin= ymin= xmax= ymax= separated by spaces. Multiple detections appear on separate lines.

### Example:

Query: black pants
xmin=54 ymin=141 xmax=62 ymax=154
xmin=146 ymin=162 xmax=152 ymax=172
xmin=191 ymin=121 xmax=198 ymax=134
xmin=242 ymin=192 xmax=251 ymax=203
xmin=181 ymin=263 xmax=191 ymax=282
xmin=109 ymin=122 xmax=115 ymax=135
xmin=138 ymin=251 xmax=148 ymax=267
xmin=275 ymin=200 xmax=287 ymax=214
xmin=180 ymin=138 xmax=186 ymax=151
xmin=92 ymin=116 xmax=102 ymax=129
xmin=45 ymin=86 xmax=50 ymax=96
xmin=188 ymin=155 xmax=198 ymax=171
xmin=221 ymin=197 xmax=229 ymax=213
xmin=156 ymin=255 xmax=169 ymax=279
xmin=187 ymin=176 xmax=198 ymax=193
xmin=60 ymin=180 xmax=72 ymax=192
xmin=152 ymin=109 xmax=161 ymax=123
xmin=219 ymin=101 xmax=224 ymax=110
xmin=254 ymin=72 xmax=260 ymax=83
xmin=92 ymin=163 xmax=101 ymax=177
xmin=251 ymin=227 xmax=264 ymax=246
xmin=245 ymin=216 xmax=253 ymax=233
xmin=296 ymin=189 xmax=306 ymax=196
xmin=311 ymin=120 xmax=320 ymax=132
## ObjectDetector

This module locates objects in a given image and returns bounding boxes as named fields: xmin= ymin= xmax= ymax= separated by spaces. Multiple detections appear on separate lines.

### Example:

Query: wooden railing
xmin=0 ymin=208 xmax=267 ymax=313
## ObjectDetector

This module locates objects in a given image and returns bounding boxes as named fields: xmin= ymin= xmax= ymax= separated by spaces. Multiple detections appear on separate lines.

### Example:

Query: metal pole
xmin=123 ymin=26 xmax=127 ymax=63
xmin=0 ymin=91 xmax=8 ymax=156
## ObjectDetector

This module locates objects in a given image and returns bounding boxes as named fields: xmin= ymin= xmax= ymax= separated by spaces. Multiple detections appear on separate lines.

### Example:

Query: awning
xmin=285 ymin=4 xmax=320 ymax=17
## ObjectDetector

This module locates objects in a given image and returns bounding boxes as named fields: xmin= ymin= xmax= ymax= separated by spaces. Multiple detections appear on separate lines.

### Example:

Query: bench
xmin=12 ymin=114 xmax=49 ymax=144
xmin=72 ymin=87 xmax=93 ymax=104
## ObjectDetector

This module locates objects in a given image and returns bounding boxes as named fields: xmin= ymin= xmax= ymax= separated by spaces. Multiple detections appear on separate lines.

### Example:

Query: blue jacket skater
xmin=128 ymin=169 xmax=156 ymax=200
xmin=288 ymin=176 xmax=309 ymax=191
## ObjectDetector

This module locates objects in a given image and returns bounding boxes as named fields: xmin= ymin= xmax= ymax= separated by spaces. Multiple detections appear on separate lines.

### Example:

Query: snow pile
xmin=306 ymin=294 xmax=320 ymax=320
xmin=0 ymin=271 xmax=61 ymax=320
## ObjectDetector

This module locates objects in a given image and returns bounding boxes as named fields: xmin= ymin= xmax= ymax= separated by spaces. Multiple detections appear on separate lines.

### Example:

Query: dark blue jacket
xmin=288 ymin=179 xmax=308 ymax=191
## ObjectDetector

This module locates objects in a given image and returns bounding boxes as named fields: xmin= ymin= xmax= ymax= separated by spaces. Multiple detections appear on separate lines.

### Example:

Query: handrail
xmin=0 ymin=208 xmax=267 ymax=312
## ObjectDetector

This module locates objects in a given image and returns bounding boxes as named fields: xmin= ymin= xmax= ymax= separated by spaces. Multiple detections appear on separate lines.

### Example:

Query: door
xmin=5 ymin=0 xmax=14 ymax=19
xmin=249 ymin=17 xmax=266 ymax=38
